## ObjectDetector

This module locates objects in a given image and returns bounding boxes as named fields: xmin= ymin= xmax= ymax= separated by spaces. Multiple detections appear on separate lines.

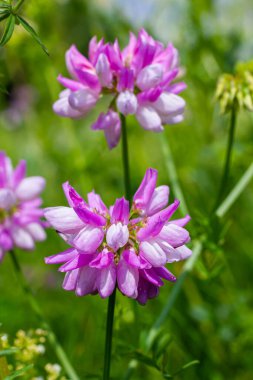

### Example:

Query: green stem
xmin=13 ymin=0 xmax=25 ymax=12
xmin=160 ymin=134 xmax=189 ymax=216
xmin=216 ymin=161 xmax=253 ymax=218
xmin=214 ymin=106 xmax=237 ymax=209
xmin=121 ymin=114 xmax=131 ymax=200
xmin=103 ymin=289 xmax=116 ymax=380
xmin=103 ymin=115 xmax=131 ymax=380
xmin=9 ymin=250 xmax=80 ymax=380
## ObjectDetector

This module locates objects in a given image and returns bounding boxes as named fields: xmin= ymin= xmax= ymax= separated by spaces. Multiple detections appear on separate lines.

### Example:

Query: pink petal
xmin=136 ymin=106 xmax=163 ymax=132
xmin=117 ymin=257 xmax=139 ymax=298
xmin=111 ymin=197 xmax=129 ymax=224
xmin=72 ymin=225 xmax=104 ymax=252
xmin=63 ymin=269 xmax=79 ymax=291
xmin=76 ymin=266 xmax=97 ymax=296
xmin=44 ymin=207 xmax=84 ymax=233
xmin=97 ymin=264 xmax=116 ymax=298
xmin=133 ymin=168 xmax=157 ymax=211
xmin=16 ymin=177 xmax=45 ymax=201
xmin=106 ymin=223 xmax=129 ymax=251
xmin=146 ymin=185 xmax=169 ymax=216
xmin=136 ymin=64 xmax=163 ymax=91
xmin=116 ymin=91 xmax=137 ymax=116
xmin=140 ymin=241 xmax=167 ymax=267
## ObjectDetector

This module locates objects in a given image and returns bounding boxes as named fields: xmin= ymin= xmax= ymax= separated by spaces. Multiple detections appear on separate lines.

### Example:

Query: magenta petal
xmin=154 ymin=266 xmax=176 ymax=282
xmin=62 ymin=269 xmax=79 ymax=291
xmin=111 ymin=197 xmax=129 ymax=224
xmin=133 ymin=168 xmax=157 ymax=211
xmin=97 ymin=264 xmax=116 ymax=298
xmin=59 ymin=253 xmax=94 ymax=272
xmin=75 ymin=266 xmax=97 ymax=296
xmin=62 ymin=182 xmax=85 ymax=207
xmin=74 ymin=204 xmax=106 ymax=227
xmin=137 ymin=199 xmax=180 ymax=241
xmin=168 ymin=214 xmax=191 ymax=227
xmin=87 ymin=191 xmax=108 ymax=215
xmin=146 ymin=185 xmax=169 ymax=216
xmin=0 ymin=230 xmax=13 ymax=251
xmin=141 ymin=268 xmax=164 ymax=287
xmin=89 ymin=250 xmax=114 ymax=269
xmin=122 ymin=248 xmax=140 ymax=268
xmin=117 ymin=257 xmax=139 ymax=298
xmin=45 ymin=248 xmax=78 ymax=264
xmin=12 ymin=160 xmax=26 ymax=187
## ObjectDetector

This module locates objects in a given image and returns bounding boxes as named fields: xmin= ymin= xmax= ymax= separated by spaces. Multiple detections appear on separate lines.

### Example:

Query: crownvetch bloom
xmin=53 ymin=29 xmax=186 ymax=149
xmin=0 ymin=152 xmax=46 ymax=262
xmin=44 ymin=168 xmax=191 ymax=304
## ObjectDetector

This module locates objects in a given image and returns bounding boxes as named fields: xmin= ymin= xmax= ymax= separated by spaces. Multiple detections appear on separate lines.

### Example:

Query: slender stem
xmin=103 ymin=289 xmax=116 ymax=380
xmin=160 ymin=134 xmax=189 ymax=216
xmin=216 ymin=161 xmax=253 ymax=218
xmin=103 ymin=115 xmax=131 ymax=380
xmin=9 ymin=250 xmax=80 ymax=380
xmin=121 ymin=114 xmax=131 ymax=200
xmin=214 ymin=106 xmax=237 ymax=209
xmin=13 ymin=0 xmax=25 ymax=12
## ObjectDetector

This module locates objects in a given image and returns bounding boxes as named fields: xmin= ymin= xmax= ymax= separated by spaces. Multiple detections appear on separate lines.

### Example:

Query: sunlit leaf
xmin=0 ymin=13 xmax=15 ymax=46
xmin=16 ymin=15 xmax=49 ymax=55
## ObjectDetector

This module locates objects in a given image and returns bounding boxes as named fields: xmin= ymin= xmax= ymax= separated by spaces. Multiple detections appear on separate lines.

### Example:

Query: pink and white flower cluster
xmin=53 ymin=29 xmax=186 ymax=149
xmin=0 ymin=152 xmax=46 ymax=262
xmin=44 ymin=168 xmax=191 ymax=304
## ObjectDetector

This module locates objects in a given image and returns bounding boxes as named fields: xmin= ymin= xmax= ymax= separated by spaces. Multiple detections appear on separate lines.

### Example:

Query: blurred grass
xmin=0 ymin=0 xmax=253 ymax=379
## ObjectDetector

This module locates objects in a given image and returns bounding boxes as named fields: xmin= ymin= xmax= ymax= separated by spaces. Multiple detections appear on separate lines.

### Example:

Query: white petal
xmin=44 ymin=207 xmax=84 ymax=233
xmin=16 ymin=177 xmax=45 ymax=201
xmin=25 ymin=223 xmax=46 ymax=241
xmin=12 ymin=227 xmax=34 ymax=250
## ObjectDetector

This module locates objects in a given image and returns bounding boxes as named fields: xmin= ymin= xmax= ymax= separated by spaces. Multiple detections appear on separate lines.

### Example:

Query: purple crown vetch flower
xmin=0 ymin=152 xmax=46 ymax=262
xmin=44 ymin=168 xmax=191 ymax=304
xmin=53 ymin=29 xmax=186 ymax=149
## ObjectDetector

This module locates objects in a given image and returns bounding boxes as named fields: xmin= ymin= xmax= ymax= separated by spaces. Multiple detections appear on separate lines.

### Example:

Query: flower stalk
xmin=214 ymin=104 xmax=237 ymax=209
xmin=9 ymin=249 xmax=80 ymax=380
xmin=103 ymin=114 xmax=131 ymax=380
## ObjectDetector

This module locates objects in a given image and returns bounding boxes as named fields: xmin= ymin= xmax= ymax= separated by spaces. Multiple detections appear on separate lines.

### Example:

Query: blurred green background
xmin=0 ymin=0 xmax=253 ymax=379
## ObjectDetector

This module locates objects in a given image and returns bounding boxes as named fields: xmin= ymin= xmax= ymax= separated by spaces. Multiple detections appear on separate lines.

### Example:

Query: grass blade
xmin=16 ymin=15 xmax=49 ymax=55
xmin=0 ymin=13 xmax=15 ymax=46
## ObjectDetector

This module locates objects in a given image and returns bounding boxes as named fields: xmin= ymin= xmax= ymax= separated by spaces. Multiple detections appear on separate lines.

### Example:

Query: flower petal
xmin=133 ymin=168 xmax=157 ymax=211
xmin=72 ymin=225 xmax=104 ymax=252
xmin=76 ymin=266 xmax=97 ymax=296
xmin=117 ymin=257 xmax=139 ymax=298
xmin=44 ymin=207 xmax=84 ymax=233
xmin=140 ymin=241 xmax=167 ymax=267
xmin=106 ymin=223 xmax=129 ymax=251
xmin=16 ymin=177 xmax=45 ymax=201
xmin=111 ymin=197 xmax=129 ymax=224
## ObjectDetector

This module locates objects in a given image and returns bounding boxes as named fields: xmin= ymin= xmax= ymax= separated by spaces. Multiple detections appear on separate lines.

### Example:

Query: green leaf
xmin=0 ymin=11 xmax=9 ymax=22
xmin=133 ymin=351 xmax=160 ymax=371
xmin=16 ymin=16 xmax=49 ymax=55
xmin=0 ymin=348 xmax=18 ymax=356
xmin=0 ymin=13 xmax=15 ymax=46
xmin=4 ymin=364 xmax=33 ymax=380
